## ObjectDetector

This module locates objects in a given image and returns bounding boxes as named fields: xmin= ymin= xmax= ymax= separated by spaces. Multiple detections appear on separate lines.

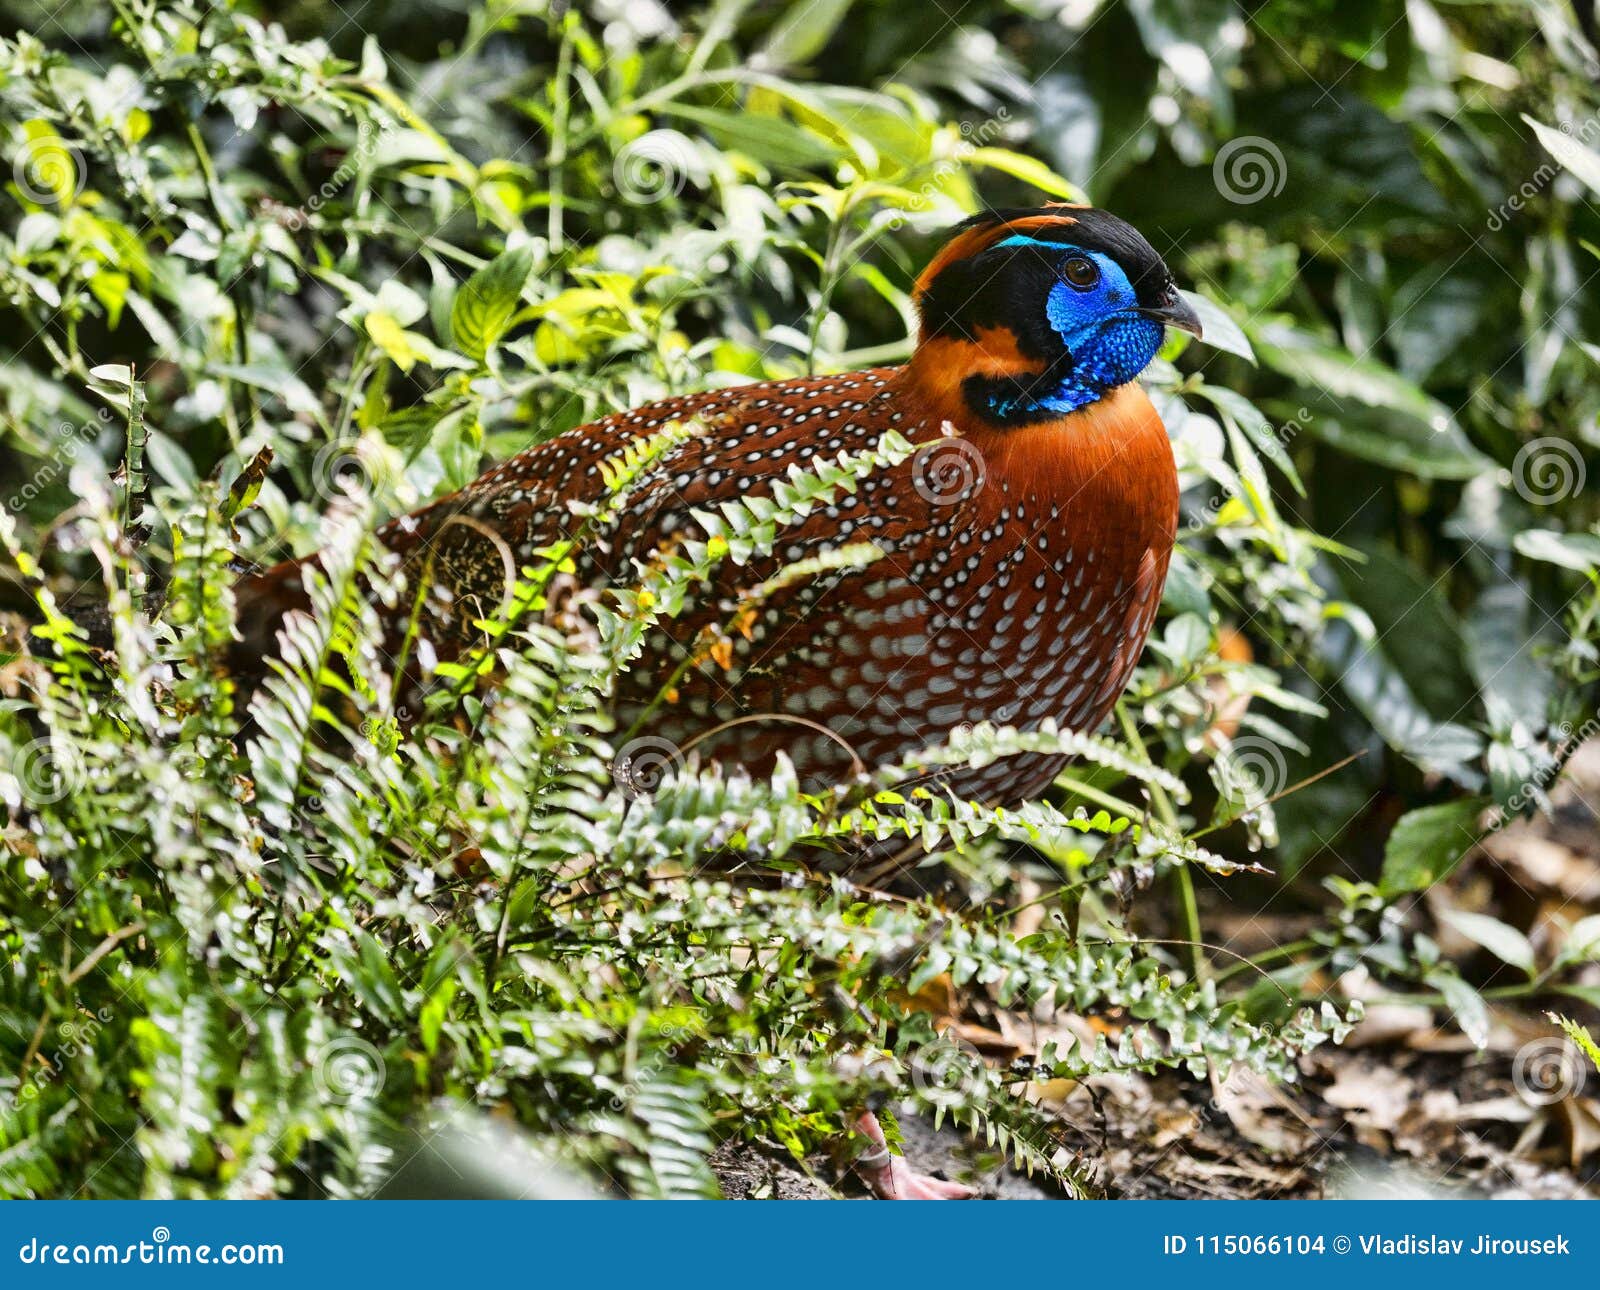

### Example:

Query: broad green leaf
xmin=1253 ymin=324 xmax=1492 ymax=478
xmin=143 ymin=429 xmax=197 ymax=489
xmin=1159 ymin=550 xmax=1212 ymax=619
xmin=366 ymin=312 xmax=471 ymax=373
xmin=451 ymin=244 xmax=536 ymax=362
xmin=961 ymin=147 xmax=1086 ymax=202
xmin=1514 ymin=529 xmax=1600 ymax=573
xmin=663 ymin=103 xmax=839 ymax=169
xmin=1317 ymin=612 xmax=1485 ymax=784
xmin=1272 ymin=399 xmax=1490 ymax=480
xmin=757 ymin=0 xmax=853 ymax=67
xmin=1438 ymin=909 xmax=1536 ymax=976
xmin=1252 ymin=322 xmax=1444 ymax=419
xmin=211 ymin=362 xmax=326 ymax=424
xmin=1464 ymin=581 xmax=1554 ymax=730
xmin=1556 ymin=915 xmax=1600 ymax=968
xmin=1557 ymin=985 xmax=1600 ymax=1010
xmin=1379 ymin=797 xmax=1487 ymax=895
xmin=1524 ymin=115 xmax=1600 ymax=198
xmin=1183 ymin=291 xmax=1255 ymax=363
xmin=19 ymin=119 xmax=79 ymax=204
xmin=366 ymin=312 xmax=424 ymax=371
xmin=1338 ymin=542 xmax=1476 ymax=722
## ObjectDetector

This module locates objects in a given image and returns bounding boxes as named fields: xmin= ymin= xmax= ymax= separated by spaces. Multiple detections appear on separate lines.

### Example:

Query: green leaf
xmin=1552 ymin=1015 xmax=1600 ymax=1073
xmin=1438 ymin=909 xmax=1536 ymax=976
xmin=1555 ymin=915 xmax=1600 ymax=968
xmin=1317 ymin=612 xmax=1485 ymax=784
xmin=366 ymin=312 xmax=470 ymax=373
xmin=1425 ymin=968 xmax=1490 ymax=1049
xmin=222 ymin=446 xmax=273 ymax=525
xmin=1201 ymin=384 xmax=1304 ymax=495
xmin=961 ymin=147 xmax=1086 ymax=202
xmin=1379 ymin=797 xmax=1487 ymax=895
xmin=1464 ymin=581 xmax=1554 ymax=731
xmin=211 ymin=362 xmax=327 ymax=424
xmin=1253 ymin=324 xmax=1492 ymax=478
xmin=1159 ymin=549 xmax=1212 ymax=619
xmin=451 ymin=244 xmax=536 ymax=362
xmin=1514 ymin=529 xmax=1600 ymax=573
xmin=1524 ymin=115 xmax=1600 ymax=199
xmin=19 ymin=119 xmax=79 ymax=204
xmin=1183 ymin=291 xmax=1255 ymax=362
xmin=757 ymin=0 xmax=854 ymax=66
xmin=663 ymin=103 xmax=838 ymax=169
xmin=1338 ymin=542 xmax=1476 ymax=722
xmin=1556 ymin=985 xmax=1600 ymax=1010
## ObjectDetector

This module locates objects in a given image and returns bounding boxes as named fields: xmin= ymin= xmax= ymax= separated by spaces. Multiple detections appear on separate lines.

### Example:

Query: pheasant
xmin=234 ymin=203 xmax=1200 ymax=1197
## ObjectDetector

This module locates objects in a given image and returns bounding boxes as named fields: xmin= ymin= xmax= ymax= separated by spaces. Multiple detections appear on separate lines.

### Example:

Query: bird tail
xmin=228 ymin=557 xmax=313 ymax=678
xmin=1 ymin=554 xmax=309 ymax=687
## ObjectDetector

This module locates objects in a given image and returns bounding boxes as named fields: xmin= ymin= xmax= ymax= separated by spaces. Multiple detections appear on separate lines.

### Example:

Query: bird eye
xmin=1062 ymin=256 xmax=1100 ymax=289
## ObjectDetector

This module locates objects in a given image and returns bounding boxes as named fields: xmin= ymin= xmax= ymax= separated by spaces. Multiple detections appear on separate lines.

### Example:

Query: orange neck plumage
xmin=895 ymin=347 xmax=1178 ymax=558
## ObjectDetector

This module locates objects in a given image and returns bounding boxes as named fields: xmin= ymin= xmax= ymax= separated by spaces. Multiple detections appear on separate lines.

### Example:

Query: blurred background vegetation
xmin=0 ymin=0 xmax=1597 ymax=1198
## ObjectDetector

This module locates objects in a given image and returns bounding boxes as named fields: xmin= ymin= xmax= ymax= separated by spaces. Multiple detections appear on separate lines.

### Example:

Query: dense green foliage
xmin=0 ymin=0 xmax=1596 ymax=1197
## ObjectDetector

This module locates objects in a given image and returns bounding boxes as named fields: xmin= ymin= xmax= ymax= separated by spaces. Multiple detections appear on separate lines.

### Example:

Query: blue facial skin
xmin=985 ymin=237 xmax=1166 ymax=421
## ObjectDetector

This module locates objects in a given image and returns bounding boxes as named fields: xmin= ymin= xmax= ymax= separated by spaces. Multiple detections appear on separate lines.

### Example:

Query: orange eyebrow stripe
xmin=912 ymin=207 xmax=1087 ymax=297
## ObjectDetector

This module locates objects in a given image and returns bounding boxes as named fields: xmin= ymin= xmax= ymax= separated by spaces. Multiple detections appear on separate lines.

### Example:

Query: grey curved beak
xmin=1144 ymin=291 xmax=1204 ymax=338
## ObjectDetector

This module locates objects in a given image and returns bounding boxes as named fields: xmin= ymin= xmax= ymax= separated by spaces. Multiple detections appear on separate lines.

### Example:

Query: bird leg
xmin=849 ymin=1110 xmax=976 ymax=1200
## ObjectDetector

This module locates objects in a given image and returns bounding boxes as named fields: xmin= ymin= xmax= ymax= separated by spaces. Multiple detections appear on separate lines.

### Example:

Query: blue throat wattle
xmin=970 ymin=237 xmax=1166 ymax=426
xmin=977 ymin=310 xmax=1165 ymax=424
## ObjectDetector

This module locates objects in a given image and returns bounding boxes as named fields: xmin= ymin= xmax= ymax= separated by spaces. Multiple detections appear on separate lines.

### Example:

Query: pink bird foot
xmin=850 ymin=1110 xmax=977 ymax=1200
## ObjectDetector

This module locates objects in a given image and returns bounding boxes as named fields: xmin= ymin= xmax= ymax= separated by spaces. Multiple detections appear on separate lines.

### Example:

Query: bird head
xmin=911 ymin=205 xmax=1201 ymax=427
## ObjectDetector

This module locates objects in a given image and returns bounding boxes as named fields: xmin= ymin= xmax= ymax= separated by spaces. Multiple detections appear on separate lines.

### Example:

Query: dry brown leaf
xmin=948 ymin=1021 xmax=1017 ymax=1058
xmin=1555 ymin=1096 xmax=1600 ymax=1168
xmin=1448 ymin=1095 xmax=1535 ymax=1125
xmin=1150 ymin=1107 xmax=1205 ymax=1148
xmin=1213 ymin=1067 xmax=1321 ymax=1156
xmin=1321 ymin=1062 xmax=1416 ymax=1132
xmin=1482 ymin=832 xmax=1600 ymax=902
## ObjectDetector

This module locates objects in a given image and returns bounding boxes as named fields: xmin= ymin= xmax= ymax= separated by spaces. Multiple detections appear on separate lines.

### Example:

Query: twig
xmin=65 ymin=922 xmax=147 ymax=986
xmin=121 ymin=364 xmax=148 ymax=613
